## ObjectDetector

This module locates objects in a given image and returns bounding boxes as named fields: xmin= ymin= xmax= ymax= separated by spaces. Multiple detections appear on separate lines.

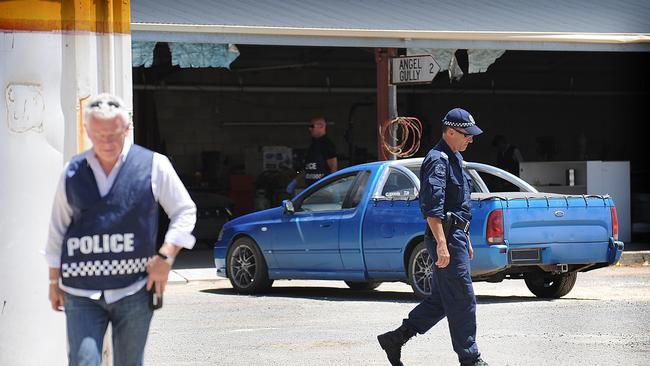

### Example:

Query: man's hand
xmin=147 ymin=243 xmax=182 ymax=296
xmin=49 ymin=283 xmax=65 ymax=311
xmin=435 ymin=242 xmax=451 ymax=268
xmin=427 ymin=217 xmax=449 ymax=268
xmin=146 ymin=255 xmax=172 ymax=297
xmin=467 ymin=235 xmax=474 ymax=260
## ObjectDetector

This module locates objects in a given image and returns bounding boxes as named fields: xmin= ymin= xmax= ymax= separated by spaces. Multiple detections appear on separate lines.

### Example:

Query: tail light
xmin=611 ymin=207 xmax=619 ymax=240
xmin=486 ymin=209 xmax=504 ymax=244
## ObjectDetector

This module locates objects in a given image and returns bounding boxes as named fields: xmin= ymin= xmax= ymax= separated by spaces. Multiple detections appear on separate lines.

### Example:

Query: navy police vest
xmin=61 ymin=144 xmax=158 ymax=290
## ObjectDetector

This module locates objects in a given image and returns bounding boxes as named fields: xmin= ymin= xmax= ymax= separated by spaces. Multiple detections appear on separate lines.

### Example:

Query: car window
xmin=300 ymin=174 xmax=358 ymax=212
xmin=476 ymin=171 xmax=520 ymax=192
xmin=381 ymin=169 xmax=417 ymax=198
xmin=345 ymin=171 xmax=370 ymax=209
xmin=405 ymin=165 xmax=420 ymax=178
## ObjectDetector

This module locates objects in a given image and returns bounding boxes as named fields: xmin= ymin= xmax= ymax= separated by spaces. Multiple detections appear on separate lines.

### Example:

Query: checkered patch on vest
xmin=61 ymin=257 xmax=148 ymax=278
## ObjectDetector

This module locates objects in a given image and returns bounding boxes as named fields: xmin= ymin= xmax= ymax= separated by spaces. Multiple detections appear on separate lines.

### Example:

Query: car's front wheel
xmin=408 ymin=241 xmax=432 ymax=299
xmin=227 ymin=237 xmax=273 ymax=294
xmin=344 ymin=281 xmax=381 ymax=291
xmin=524 ymin=272 xmax=577 ymax=298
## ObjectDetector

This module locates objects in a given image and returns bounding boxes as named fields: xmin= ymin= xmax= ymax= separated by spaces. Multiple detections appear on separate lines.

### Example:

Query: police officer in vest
xmin=377 ymin=108 xmax=488 ymax=366
xmin=45 ymin=94 xmax=197 ymax=365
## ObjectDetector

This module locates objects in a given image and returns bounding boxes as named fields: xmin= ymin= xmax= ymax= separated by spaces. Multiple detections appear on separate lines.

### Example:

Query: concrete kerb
xmin=167 ymin=270 xmax=188 ymax=284
xmin=618 ymin=251 xmax=650 ymax=266
xmin=168 ymin=268 xmax=224 ymax=284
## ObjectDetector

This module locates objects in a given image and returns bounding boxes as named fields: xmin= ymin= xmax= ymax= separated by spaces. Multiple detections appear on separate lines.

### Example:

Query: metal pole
xmin=388 ymin=84 xmax=398 ymax=160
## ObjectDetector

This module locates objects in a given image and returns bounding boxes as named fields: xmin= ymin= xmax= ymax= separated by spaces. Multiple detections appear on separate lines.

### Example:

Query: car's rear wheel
xmin=227 ymin=237 xmax=273 ymax=294
xmin=408 ymin=241 xmax=432 ymax=299
xmin=344 ymin=281 xmax=381 ymax=291
xmin=524 ymin=272 xmax=577 ymax=298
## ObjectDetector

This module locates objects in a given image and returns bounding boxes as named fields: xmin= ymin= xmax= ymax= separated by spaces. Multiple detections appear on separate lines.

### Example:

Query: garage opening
xmin=132 ymin=44 xmax=649 ymax=245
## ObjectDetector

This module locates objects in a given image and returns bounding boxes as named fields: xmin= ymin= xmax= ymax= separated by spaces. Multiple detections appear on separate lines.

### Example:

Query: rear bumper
xmin=213 ymin=246 xmax=227 ymax=278
xmin=472 ymin=245 xmax=509 ymax=277
xmin=507 ymin=238 xmax=624 ymax=266
xmin=608 ymin=238 xmax=624 ymax=264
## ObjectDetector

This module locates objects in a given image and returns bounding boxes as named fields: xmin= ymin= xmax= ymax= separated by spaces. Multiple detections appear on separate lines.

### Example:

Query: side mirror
xmin=282 ymin=199 xmax=295 ymax=214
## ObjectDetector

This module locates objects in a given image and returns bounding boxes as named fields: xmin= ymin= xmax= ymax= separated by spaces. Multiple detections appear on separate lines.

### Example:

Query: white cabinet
xmin=519 ymin=161 xmax=631 ymax=242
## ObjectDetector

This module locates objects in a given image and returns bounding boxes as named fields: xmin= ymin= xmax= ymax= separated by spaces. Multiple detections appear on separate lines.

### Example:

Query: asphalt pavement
xmin=148 ymin=265 xmax=650 ymax=366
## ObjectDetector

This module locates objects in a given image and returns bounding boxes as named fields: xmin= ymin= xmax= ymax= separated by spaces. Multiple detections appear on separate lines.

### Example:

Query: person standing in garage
xmin=491 ymin=134 xmax=524 ymax=191
xmin=44 ymin=93 xmax=196 ymax=366
xmin=377 ymin=108 xmax=489 ymax=366
xmin=492 ymin=134 xmax=524 ymax=176
xmin=286 ymin=116 xmax=338 ymax=194
xmin=303 ymin=116 xmax=337 ymax=187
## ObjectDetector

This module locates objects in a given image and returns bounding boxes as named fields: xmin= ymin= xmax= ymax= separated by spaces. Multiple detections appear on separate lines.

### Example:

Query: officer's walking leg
xmin=377 ymin=236 xmax=446 ymax=366
xmin=445 ymin=269 xmax=480 ymax=365
xmin=440 ymin=232 xmax=481 ymax=365
xmin=403 ymin=235 xmax=446 ymax=333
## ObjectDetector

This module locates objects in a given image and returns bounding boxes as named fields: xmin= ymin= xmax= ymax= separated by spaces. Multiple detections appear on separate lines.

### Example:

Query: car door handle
xmin=320 ymin=222 xmax=332 ymax=228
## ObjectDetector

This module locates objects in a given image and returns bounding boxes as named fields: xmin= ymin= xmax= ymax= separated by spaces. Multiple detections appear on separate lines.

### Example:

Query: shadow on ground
xmin=199 ymin=286 xmax=589 ymax=304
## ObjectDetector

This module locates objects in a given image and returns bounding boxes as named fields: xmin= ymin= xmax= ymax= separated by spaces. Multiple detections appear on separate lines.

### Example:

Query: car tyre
xmin=227 ymin=237 xmax=273 ymax=294
xmin=408 ymin=241 xmax=433 ymax=300
xmin=524 ymin=272 xmax=577 ymax=298
xmin=344 ymin=281 xmax=381 ymax=291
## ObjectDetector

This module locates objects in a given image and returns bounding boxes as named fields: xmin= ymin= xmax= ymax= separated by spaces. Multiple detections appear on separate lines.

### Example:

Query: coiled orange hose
xmin=380 ymin=116 xmax=423 ymax=158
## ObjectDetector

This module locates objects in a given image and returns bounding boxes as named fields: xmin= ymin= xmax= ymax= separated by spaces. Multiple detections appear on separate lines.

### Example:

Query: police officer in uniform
xmin=45 ymin=94 xmax=197 ymax=365
xmin=377 ymin=108 xmax=488 ymax=366
xmin=303 ymin=116 xmax=337 ymax=187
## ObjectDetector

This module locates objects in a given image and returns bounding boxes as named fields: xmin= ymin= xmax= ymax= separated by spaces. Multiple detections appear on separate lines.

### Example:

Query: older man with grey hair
xmin=45 ymin=93 xmax=197 ymax=366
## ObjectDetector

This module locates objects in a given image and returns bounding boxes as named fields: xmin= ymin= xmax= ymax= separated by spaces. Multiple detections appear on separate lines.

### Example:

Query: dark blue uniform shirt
xmin=304 ymin=135 xmax=336 ymax=186
xmin=419 ymin=139 xmax=473 ymax=222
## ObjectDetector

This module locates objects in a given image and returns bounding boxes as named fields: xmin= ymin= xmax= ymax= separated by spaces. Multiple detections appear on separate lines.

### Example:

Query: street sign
xmin=391 ymin=55 xmax=440 ymax=85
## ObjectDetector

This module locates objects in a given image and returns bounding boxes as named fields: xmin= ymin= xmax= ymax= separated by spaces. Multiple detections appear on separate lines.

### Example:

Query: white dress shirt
xmin=45 ymin=140 xmax=197 ymax=304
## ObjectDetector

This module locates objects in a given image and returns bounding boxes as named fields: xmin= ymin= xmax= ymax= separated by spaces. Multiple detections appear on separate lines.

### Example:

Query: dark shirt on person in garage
xmin=304 ymin=135 xmax=336 ymax=187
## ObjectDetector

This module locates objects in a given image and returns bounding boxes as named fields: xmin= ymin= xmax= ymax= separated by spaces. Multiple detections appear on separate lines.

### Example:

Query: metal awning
xmin=131 ymin=0 xmax=650 ymax=52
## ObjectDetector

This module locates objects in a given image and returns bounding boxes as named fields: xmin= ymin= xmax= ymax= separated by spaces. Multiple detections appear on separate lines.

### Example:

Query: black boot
xmin=377 ymin=324 xmax=416 ymax=366
xmin=461 ymin=358 xmax=489 ymax=366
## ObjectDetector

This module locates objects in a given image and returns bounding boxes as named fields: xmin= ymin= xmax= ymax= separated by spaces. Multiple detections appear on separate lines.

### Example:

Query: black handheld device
xmin=443 ymin=212 xmax=453 ymax=238
xmin=149 ymin=288 xmax=163 ymax=310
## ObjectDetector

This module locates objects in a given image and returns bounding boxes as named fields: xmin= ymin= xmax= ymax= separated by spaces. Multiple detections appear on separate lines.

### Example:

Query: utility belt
xmin=444 ymin=212 xmax=470 ymax=234
xmin=426 ymin=212 xmax=470 ymax=238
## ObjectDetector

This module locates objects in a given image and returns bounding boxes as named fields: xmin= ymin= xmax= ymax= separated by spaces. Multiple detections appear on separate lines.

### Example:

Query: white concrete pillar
xmin=0 ymin=1 xmax=132 ymax=364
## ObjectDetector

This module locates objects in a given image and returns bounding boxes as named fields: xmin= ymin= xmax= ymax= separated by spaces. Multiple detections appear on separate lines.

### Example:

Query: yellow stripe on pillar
xmin=0 ymin=0 xmax=130 ymax=34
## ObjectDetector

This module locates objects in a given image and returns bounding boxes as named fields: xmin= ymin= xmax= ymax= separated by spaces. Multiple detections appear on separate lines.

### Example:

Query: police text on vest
xmin=66 ymin=233 xmax=136 ymax=256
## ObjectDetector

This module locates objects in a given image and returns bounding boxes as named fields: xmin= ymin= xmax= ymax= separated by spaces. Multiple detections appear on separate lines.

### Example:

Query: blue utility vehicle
xmin=214 ymin=159 xmax=623 ymax=298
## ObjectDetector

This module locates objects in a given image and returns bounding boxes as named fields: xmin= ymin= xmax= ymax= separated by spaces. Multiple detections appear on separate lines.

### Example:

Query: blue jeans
xmin=64 ymin=287 xmax=153 ymax=366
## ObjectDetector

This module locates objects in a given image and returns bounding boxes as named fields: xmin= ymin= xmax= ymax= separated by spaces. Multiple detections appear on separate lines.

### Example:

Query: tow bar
xmin=553 ymin=264 xmax=569 ymax=275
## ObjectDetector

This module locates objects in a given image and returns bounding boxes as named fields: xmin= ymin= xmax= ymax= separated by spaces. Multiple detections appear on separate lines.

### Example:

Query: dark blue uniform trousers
xmin=404 ymin=229 xmax=480 ymax=364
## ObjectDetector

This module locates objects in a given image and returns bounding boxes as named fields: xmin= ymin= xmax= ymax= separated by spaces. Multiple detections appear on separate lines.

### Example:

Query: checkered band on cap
xmin=442 ymin=113 xmax=476 ymax=128
xmin=443 ymin=120 xmax=476 ymax=128
xmin=61 ymin=257 xmax=148 ymax=278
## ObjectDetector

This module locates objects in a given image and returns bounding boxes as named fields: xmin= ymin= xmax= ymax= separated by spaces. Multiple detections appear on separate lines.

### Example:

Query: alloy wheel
xmin=411 ymin=247 xmax=433 ymax=296
xmin=230 ymin=244 xmax=257 ymax=289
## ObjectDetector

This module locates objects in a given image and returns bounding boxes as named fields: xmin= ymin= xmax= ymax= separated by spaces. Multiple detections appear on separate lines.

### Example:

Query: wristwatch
xmin=156 ymin=252 xmax=175 ymax=266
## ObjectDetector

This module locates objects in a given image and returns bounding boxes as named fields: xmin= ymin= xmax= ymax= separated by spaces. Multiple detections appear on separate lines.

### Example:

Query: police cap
xmin=442 ymin=108 xmax=483 ymax=136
